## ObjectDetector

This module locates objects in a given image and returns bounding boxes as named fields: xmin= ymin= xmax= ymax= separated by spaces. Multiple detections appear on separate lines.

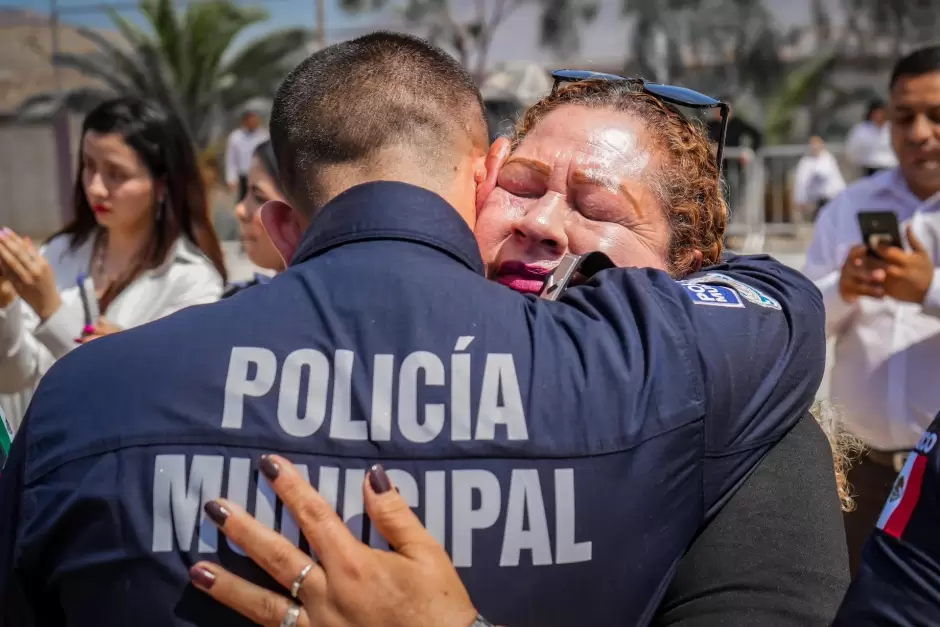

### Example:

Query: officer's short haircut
xmin=270 ymin=32 xmax=487 ymax=214
xmin=891 ymin=45 xmax=940 ymax=88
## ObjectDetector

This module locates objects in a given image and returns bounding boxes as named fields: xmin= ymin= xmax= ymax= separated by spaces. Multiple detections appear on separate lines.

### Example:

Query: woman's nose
xmin=85 ymin=172 xmax=107 ymax=200
xmin=235 ymin=200 xmax=248 ymax=221
xmin=512 ymin=195 xmax=569 ymax=254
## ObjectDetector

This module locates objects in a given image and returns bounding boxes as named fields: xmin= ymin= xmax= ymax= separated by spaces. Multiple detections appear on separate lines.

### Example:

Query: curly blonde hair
xmin=812 ymin=400 xmax=865 ymax=512
xmin=512 ymin=79 xmax=728 ymax=276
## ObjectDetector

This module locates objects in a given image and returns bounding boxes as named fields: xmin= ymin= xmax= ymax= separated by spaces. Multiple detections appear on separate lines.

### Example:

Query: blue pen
xmin=77 ymin=273 xmax=95 ymax=336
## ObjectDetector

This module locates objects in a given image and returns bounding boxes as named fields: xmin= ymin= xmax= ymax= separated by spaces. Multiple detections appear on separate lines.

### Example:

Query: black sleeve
xmin=652 ymin=413 xmax=850 ymax=627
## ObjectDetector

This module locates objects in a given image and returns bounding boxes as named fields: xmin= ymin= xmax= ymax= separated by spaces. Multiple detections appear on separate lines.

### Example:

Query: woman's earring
xmin=156 ymin=197 xmax=166 ymax=223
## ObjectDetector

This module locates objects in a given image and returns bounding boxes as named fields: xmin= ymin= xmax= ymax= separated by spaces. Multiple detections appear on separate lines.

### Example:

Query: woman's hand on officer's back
xmin=191 ymin=455 xmax=485 ymax=627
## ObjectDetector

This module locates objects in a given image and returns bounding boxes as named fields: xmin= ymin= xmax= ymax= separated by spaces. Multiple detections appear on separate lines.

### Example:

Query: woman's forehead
xmin=511 ymin=106 xmax=654 ymax=176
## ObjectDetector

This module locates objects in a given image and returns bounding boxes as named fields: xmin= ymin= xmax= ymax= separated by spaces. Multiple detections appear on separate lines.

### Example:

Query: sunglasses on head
xmin=550 ymin=69 xmax=731 ymax=176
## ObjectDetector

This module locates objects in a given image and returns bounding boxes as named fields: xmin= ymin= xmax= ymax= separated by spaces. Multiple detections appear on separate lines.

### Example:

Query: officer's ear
xmin=260 ymin=200 xmax=305 ymax=267
xmin=476 ymin=137 xmax=511 ymax=215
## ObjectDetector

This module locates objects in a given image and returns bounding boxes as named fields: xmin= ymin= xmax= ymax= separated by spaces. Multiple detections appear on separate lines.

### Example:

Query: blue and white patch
xmin=681 ymin=283 xmax=745 ymax=308
xmin=684 ymin=272 xmax=781 ymax=310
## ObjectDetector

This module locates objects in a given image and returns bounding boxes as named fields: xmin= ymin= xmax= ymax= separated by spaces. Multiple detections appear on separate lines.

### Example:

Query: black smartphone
xmin=857 ymin=211 xmax=904 ymax=256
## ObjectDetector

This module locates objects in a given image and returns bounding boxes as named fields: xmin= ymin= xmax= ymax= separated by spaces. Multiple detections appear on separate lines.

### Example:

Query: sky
xmin=0 ymin=0 xmax=822 ymax=67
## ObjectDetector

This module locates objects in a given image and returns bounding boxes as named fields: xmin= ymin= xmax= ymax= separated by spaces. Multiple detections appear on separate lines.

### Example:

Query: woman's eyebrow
xmin=572 ymin=169 xmax=644 ymax=216
xmin=503 ymin=157 xmax=551 ymax=177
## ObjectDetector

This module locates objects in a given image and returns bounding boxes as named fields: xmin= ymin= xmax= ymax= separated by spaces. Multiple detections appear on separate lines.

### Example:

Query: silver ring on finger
xmin=280 ymin=603 xmax=301 ymax=627
xmin=290 ymin=563 xmax=314 ymax=599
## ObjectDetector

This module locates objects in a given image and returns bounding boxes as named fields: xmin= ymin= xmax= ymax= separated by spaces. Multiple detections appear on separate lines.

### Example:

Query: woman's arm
xmin=0 ymin=301 xmax=59 ymax=395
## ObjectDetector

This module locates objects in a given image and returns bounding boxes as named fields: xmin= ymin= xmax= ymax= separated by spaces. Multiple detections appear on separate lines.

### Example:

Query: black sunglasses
xmin=551 ymin=69 xmax=731 ymax=175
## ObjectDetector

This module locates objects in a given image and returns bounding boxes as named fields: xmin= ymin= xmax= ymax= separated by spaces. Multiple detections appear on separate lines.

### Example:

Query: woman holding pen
xmin=0 ymin=97 xmax=226 ymax=432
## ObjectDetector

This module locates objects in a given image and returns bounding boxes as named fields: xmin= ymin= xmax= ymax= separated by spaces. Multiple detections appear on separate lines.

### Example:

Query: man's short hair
xmin=270 ymin=31 xmax=486 ymax=213
xmin=890 ymin=45 xmax=940 ymax=88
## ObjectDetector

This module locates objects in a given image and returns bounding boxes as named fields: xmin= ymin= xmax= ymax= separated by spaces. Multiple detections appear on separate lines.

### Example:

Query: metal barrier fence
xmin=722 ymin=143 xmax=861 ymax=253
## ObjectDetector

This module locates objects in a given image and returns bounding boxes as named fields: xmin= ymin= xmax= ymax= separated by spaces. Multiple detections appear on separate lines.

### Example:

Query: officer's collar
xmin=290 ymin=181 xmax=484 ymax=275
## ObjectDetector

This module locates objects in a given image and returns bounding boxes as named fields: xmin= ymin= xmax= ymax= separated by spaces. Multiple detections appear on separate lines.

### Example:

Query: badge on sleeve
xmin=681 ymin=283 xmax=745 ymax=308
xmin=684 ymin=272 xmax=781 ymax=310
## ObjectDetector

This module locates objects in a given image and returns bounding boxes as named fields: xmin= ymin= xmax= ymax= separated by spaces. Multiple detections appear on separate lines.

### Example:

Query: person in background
xmin=223 ymin=140 xmax=286 ymax=297
xmin=225 ymin=106 xmax=268 ymax=201
xmin=845 ymin=99 xmax=898 ymax=176
xmin=803 ymin=44 xmax=940 ymax=575
xmin=0 ymin=96 xmax=227 ymax=432
xmin=793 ymin=136 xmax=846 ymax=221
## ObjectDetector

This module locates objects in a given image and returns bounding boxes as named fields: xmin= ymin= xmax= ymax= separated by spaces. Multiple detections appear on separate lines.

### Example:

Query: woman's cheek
xmin=475 ymin=191 xmax=520 ymax=262
xmin=567 ymin=225 xmax=666 ymax=270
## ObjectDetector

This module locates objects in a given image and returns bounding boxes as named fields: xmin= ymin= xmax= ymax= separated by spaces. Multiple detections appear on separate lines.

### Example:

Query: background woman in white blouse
xmin=0 ymin=97 xmax=228 ymax=430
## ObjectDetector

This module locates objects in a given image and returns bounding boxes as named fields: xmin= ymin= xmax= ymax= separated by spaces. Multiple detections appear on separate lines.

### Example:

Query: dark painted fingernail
xmin=259 ymin=455 xmax=280 ymax=481
xmin=369 ymin=464 xmax=392 ymax=494
xmin=189 ymin=566 xmax=216 ymax=590
xmin=204 ymin=500 xmax=230 ymax=527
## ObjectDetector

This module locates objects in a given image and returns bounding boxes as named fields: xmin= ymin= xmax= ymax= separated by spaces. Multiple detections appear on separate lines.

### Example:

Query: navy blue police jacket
xmin=833 ymin=413 xmax=940 ymax=626
xmin=0 ymin=182 xmax=825 ymax=627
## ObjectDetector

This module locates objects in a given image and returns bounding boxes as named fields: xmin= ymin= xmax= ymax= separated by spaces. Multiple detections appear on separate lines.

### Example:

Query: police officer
xmin=833 ymin=416 xmax=940 ymax=625
xmin=0 ymin=34 xmax=825 ymax=627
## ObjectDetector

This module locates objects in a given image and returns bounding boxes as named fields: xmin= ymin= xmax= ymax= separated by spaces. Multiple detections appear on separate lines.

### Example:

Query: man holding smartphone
xmin=804 ymin=44 xmax=940 ymax=574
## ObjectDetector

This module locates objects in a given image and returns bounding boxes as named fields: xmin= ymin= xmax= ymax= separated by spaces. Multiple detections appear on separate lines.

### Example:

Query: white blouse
xmin=0 ymin=233 xmax=224 ymax=431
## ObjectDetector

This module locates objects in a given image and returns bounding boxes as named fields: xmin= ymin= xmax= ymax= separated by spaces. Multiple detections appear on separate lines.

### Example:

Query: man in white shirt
xmin=845 ymin=100 xmax=899 ymax=176
xmin=793 ymin=136 xmax=847 ymax=221
xmin=804 ymin=44 xmax=940 ymax=575
xmin=224 ymin=107 xmax=268 ymax=200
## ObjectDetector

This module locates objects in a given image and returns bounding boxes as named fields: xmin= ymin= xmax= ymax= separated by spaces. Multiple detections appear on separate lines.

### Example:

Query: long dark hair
xmin=253 ymin=140 xmax=284 ymax=193
xmin=54 ymin=97 xmax=227 ymax=311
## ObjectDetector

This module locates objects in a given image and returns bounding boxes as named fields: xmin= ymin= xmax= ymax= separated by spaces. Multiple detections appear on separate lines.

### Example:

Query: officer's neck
xmin=321 ymin=160 xmax=477 ymax=230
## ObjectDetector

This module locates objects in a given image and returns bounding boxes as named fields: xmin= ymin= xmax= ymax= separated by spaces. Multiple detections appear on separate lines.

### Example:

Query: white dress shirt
xmin=793 ymin=150 xmax=847 ymax=207
xmin=0 ymin=233 xmax=224 ymax=431
xmin=803 ymin=169 xmax=940 ymax=450
xmin=844 ymin=121 xmax=898 ymax=170
xmin=224 ymin=127 xmax=268 ymax=185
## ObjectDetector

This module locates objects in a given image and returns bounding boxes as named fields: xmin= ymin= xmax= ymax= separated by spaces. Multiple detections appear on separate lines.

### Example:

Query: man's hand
xmin=839 ymin=244 xmax=885 ymax=303
xmin=871 ymin=224 xmax=935 ymax=304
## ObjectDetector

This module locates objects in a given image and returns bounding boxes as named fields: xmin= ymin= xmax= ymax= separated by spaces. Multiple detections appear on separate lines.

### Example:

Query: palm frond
xmin=73 ymin=27 xmax=154 ymax=95
xmin=140 ymin=0 xmax=186 ymax=85
xmin=51 ymin=52 xmax=136 ymax=95
xmin=764 ymin=50 xmax=836 ymax=143
xmin=219 ymin=28 xmax=311 ymax=80
xmin=16 ymin=87 xmax=112 ymax=121
xmin=22 ymin=0 xmax=304 ymax=147
xmin=105 ymin=7 xmax=150 ymax=47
